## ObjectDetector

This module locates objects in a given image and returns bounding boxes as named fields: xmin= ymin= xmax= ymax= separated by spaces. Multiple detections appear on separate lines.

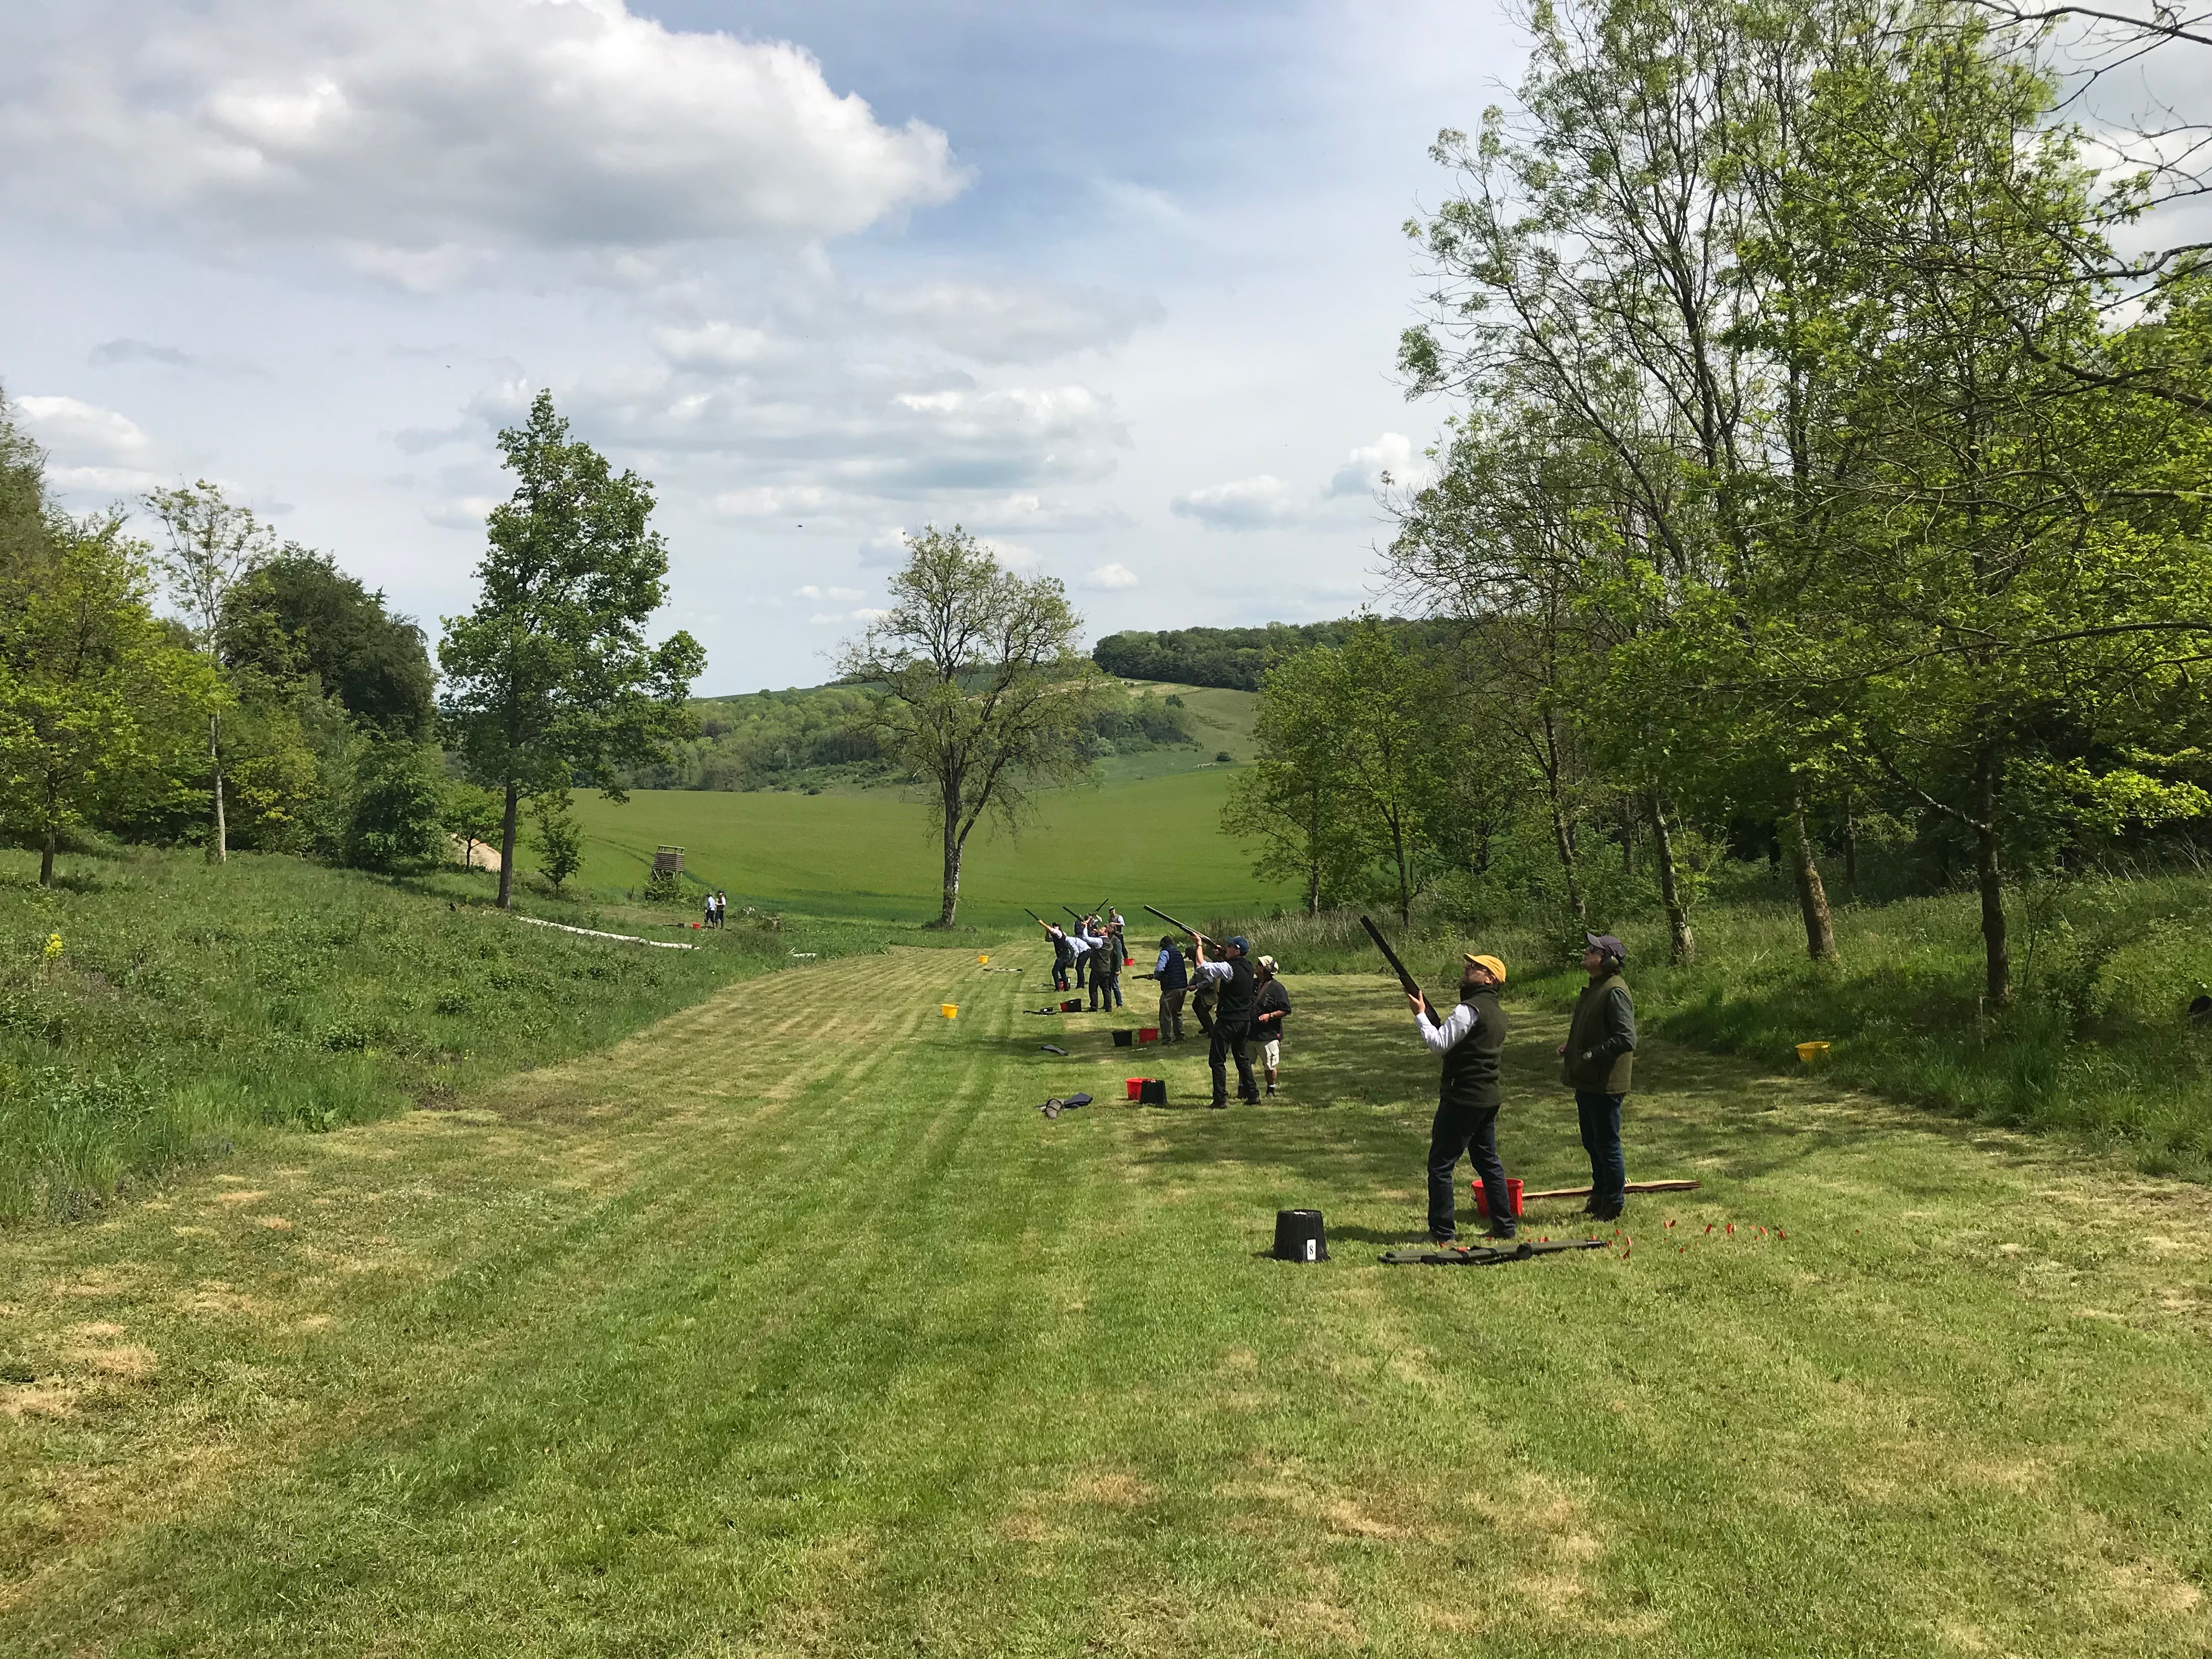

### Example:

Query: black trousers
xmin=1427 ymin=1098 xmax=1510 ymax=1240
xmin=1209 ymin=1019 xmax=1259 ymax=1104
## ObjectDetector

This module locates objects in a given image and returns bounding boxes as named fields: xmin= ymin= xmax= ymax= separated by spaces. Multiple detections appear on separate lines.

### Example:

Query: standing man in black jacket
xmin=1556 ymin=932 xmax=1637 ymax=1221
xmin=1411 ymin=952 xmax=1515 ymax=1244
xmin=1190 ymin=933 xmax=1260 ymax=1109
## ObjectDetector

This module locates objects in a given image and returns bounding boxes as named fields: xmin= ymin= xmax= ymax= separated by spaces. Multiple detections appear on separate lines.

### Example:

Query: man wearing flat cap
xmin=1190 ymin=933 xmax=1261 ymax=1109
xmin=1556 ymin=932 xmax=1637 ymax=1221
xmin=1410 ymin=952 xmax=1516 ymax=1243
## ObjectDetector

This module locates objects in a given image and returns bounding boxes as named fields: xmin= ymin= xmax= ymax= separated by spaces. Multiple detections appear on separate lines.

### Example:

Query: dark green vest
xmin=1563 ymin=973 xmax=1633 ymax=1092
xmin=1440 ymin=991 xmax=1507 ymax=1109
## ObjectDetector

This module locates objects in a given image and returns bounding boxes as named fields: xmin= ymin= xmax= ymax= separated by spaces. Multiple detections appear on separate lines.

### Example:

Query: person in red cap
xmin=1556 ymin=932 xmax=1636 ymax=1220
xmin=1409 ymin=952 xmax=1515 ymax=1244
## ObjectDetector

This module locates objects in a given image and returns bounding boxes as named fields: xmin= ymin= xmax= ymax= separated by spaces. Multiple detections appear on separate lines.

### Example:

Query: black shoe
xmin=1589 ymin=1199 xmax=1623 ymax=1222
xmin=1482 ymin=1224 xmax=1518 ymax=1241
xmin=1209 ymin=1099 xmax=1229 ymax=1110
xmin=1265 ymin=1085 xmax=1276 ymax=1096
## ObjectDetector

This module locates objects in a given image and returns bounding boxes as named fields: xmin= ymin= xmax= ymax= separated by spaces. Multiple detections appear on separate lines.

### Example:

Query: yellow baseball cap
xmin=1464 ymin=952 xmax=1508 ymax=984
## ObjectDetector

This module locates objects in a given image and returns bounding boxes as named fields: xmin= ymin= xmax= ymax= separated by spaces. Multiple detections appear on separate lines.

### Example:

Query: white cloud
xmin=7 ymin=0 xmax=968 ymax=272
xmin=652 ymin=323 xmax=780 ymax=374
xmin=860 ymin=281 xmax=1163 ymax=364
xmin=856 ymin=527 xmax=911 ymax=568
xmin=1085 ymin=562 xmax=1138 ymax=589
xmin=796 ymin=584 xmax=864 ymax=602
xmin=715 ymin=485 xmax=829 ymax=519
xmin=1169 ymin=472 xmax=1305 ymax=530
xmin=422 ymin=494 xmax=499 ymax=532
xmin=16 ymin=394 xmax=156 ymax=465
xmin=1327 ymin=431 xmax=1425 ymax=498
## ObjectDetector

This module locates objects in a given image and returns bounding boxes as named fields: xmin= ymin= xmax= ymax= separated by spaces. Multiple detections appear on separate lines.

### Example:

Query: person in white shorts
xmin=1252 ymin=955 xmax=1291 ymax=1096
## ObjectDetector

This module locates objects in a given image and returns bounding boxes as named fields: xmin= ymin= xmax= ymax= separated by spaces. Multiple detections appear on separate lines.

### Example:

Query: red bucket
xmin=1125 ymin=1078 xmax=1144 ymax=1100
xmin=1471 ymin=1177 xmax=1525 ymax=1220
xmin=1137 ymin=1026 xmax=1159 ymax=1043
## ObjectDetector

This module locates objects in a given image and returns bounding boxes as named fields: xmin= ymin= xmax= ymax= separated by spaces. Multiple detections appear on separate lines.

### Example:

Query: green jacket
xmin=1562 ymin=973 xmax=1635 ymax=1093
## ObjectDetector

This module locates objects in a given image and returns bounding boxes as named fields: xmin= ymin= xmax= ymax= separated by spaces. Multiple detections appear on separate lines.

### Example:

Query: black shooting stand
xmin=1380 ymin=1238 xmax=1608 ymax=1266
xmin=1273 ymin=1209 xmax=1328 ymax=1262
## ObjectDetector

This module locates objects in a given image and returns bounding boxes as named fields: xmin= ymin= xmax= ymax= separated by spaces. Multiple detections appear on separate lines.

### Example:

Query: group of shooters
xmin=1028 ymin=901 xmax=1637 ymax=1246
xmin=1403 ymin=931 xmax=1637 ymax=1246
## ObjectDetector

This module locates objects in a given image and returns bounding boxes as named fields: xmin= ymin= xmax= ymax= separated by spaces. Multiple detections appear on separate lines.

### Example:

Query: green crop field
xmin=569 ymin=764 xmax=1291 ymax=927
xmin=4 ymin=944 xmax=2207 ymax=1655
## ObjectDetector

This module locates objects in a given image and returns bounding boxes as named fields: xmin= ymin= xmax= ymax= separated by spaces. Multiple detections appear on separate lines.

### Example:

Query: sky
xmin=0 ymin=0 xmax=1528 ymax=694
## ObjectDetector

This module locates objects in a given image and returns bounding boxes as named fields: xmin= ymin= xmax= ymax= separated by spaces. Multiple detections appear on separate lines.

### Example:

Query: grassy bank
xmin=0 ymin=848 xmax=965 ymax=1222
xmin=1207 ymin=871 xmax=2212 ymax=1179
xmin=3 ymin=950 xmax=2206 ymax=1654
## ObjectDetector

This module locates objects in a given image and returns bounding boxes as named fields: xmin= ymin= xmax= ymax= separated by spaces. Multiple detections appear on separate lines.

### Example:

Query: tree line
xmin=1092 ymin=620 xmax=1438 ymax=691
xmin=1229 ymin=0 xmax=2212 ymax=1006
xmin=1 ymin=388 xmax=700 ymax=906
xmin=614 ymin=677 xmax=1197 ymax=794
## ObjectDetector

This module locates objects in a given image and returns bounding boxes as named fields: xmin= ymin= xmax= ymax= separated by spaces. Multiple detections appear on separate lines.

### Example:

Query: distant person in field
xmin=1412 ymin=952 xmax=1515 ymax=1244
xmin=703 ymin=893 xmax=716 ymax=929
xmin=1252 ymin=956 xmax=1290 ymax=1095
xmin=1558 ymin=933 xmax=1636 ymax=1222
xmin=1098 ymin=917 xmax=1125 ymax=1010
xmin=1145 ymin=934 xmax=1188 ymax=1041
xmin=1189 ymin=933 xmax=1260 ymax=1108
xmin=1072 ymin=920 xmax=1092 ymax=991
xmin=714 ymin=890 xmax=729 ymax=928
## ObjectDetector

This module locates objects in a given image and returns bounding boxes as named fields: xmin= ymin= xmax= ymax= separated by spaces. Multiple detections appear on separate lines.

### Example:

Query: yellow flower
xmin=43 ymin=933 xmax=63 ymax=961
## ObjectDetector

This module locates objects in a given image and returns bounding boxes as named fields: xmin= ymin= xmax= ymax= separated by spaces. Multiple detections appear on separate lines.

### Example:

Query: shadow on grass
xmin=1114 ymin=984 xmax=2028 ymax=1210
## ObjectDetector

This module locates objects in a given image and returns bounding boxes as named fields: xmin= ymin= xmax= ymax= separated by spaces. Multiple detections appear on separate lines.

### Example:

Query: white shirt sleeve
xmin=1193 ymin=959 xmax=1233 ymax=983
xmin=1415 ymin=999 xmax=1477 ymax=1054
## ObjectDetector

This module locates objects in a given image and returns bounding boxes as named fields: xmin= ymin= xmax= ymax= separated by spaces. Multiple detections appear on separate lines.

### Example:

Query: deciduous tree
xmin=438 ymin=391 xmax=704 ymax=907
xmin=837 ymin=526 xmax=1100 ymax=928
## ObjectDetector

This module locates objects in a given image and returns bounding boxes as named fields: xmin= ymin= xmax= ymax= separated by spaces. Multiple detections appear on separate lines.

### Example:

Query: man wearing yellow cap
xmin=1408 ymin=952 xmax=1515 ymax=1244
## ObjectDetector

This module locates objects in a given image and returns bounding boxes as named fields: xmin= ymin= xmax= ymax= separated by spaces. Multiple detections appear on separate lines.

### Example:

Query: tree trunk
xmin=1786 ymin=789 xmax=1837 ymax=963
xmin=1841 ymin=793 xmax=1858 ymax=890
xmin=1648 ymin=795 xmax=1694 ymax=966
xmin=209 ymin=712 xmax=228 ymax=864
xmin=41 ymin=826 xmax=57 ymax=888
xmin=496 ymin=781 xmax=520 ymax=908
xmin=1304 ymin=857 xmax=1321 ymax=917
xmin=1974 ymin=748 xmax=2009 ymax=1005
xmin=935 ymin=793 xmax=962 ymax=928
xmin=1390 ymin=814 xmax=1411 ymax=927
xmin=1547 ymin=796 xmax=1586 ymax=923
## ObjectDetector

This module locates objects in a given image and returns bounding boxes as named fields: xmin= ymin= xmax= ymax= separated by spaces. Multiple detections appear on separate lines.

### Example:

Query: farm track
xmin=2 ymin=943 xmax=2209 ymax=1656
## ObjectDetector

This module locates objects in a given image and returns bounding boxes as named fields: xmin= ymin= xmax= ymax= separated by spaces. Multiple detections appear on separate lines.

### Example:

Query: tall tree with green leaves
xmin=1222 ymin=648 xmax=1370 ymax=916
xmin=438 ymin=391 xmax=704 ymax=908
xmin=0 ymin=496 xmax=217 ymax=884
xmin=143 ymin=480 xmax=276 ymax=862
xmin=837 ymin=526 xmax=1101 ymax=928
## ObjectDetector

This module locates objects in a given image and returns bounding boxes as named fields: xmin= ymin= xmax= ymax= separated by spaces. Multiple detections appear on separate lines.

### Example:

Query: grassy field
xmin=3 ymin=942 xmax=2207 ymax=1655
xmin=570 ymin=764 xmax=1290 ymax=927
xmin=0 ymin=849 xmax=971 ymax=1222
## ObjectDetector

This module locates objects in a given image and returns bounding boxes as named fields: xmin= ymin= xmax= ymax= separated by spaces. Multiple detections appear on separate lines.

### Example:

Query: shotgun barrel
xmin=1361 ymin=914 xmax=1440 ymax=1026
xmin=1141 ymin=903 xmax=1211 ymax=945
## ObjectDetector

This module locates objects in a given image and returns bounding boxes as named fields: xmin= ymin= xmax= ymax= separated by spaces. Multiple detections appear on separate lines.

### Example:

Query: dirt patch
xmin=210 ymin=1190 xmax=269 ymax=1208
xmin=1 ymin=1380 xmax=78 ymax=1419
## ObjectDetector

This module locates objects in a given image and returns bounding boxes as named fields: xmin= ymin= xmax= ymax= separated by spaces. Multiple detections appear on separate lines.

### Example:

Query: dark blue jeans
xmin=1576 ymin=1090 xmax=1626 ymax=1207
xmin=1429 ymin=1099 xmax=1509 ymax=1240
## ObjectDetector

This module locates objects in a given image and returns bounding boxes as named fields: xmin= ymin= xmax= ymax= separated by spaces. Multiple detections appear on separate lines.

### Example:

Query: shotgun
xmin=1062 ymin=905 xmax=1086 ymax=923
xmin=1141 ymin=903 xmax=1212 ymax=946
xmin=1361 ymin=914 xmax=1439 ymax=1026
xmin=1023 ymin=907 xmax=1046 ymax=925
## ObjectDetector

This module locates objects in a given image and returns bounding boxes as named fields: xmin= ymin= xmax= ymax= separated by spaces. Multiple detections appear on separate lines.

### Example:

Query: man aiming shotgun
xmin=1147 ymin=905 xmax=1259 ymax=1108
xmin=1362 ymin=917 xmax=1517 ymax=1245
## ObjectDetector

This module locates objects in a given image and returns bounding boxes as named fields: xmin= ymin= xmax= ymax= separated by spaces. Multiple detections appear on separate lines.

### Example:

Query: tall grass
xmin=1210 ymin=869 xmax=2212 ymax=1178
xmin=0 ymin=848 xmax=965 ymax=1222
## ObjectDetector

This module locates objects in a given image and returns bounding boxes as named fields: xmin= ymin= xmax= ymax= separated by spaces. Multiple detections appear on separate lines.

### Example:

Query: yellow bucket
xmin=978 ymin=954 xmax=990 ymax=964
xmin=941 ymin=1003 xmax=959 ymax=1019
xmin=1796 ymin=1041 xmax=1830 ymax=1063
